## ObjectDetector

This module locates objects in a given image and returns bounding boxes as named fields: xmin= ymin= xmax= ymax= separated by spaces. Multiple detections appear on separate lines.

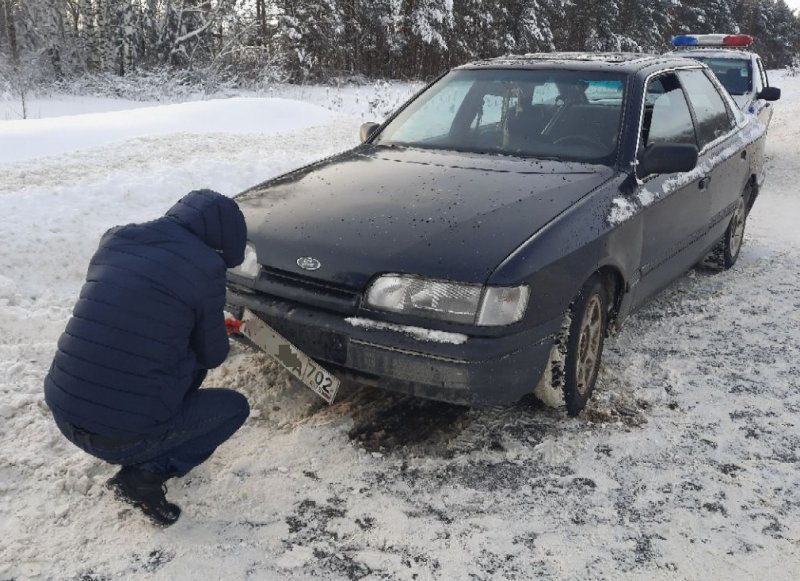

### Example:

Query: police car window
xmin=695 ymin=57 xmax=752 ymax=96
xmin=642 ymin=75 xmax=696 ymax=149
xmin=752 ymin=59 xmax=765 ymax=93
xmin=756 ymin=58 xmax=768 ymax=91
xmin=677 ymin=70 xmax=735 ymax=149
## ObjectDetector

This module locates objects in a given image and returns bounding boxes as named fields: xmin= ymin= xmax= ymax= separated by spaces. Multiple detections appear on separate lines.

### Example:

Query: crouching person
xmin=44 ymin=190 xmax=250 ymax=526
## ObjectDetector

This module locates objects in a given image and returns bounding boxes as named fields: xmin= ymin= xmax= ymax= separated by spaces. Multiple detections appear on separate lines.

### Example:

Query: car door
xmin=677 ymin=69 xmax=748 ymax=250
xmin=632 ymin=71 xmax=710 ymax=303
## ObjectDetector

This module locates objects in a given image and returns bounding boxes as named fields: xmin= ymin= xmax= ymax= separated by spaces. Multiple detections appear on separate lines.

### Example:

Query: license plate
xmin=240 ymin=309 xmax=340 ymax=404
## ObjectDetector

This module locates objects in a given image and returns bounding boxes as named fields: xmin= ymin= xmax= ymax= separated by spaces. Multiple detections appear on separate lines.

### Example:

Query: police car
xmin=667 ymin=34 xmax=781 ymax=127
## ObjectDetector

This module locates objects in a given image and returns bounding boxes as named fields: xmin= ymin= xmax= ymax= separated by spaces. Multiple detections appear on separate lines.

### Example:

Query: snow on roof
xmin=464 ymin=52 xmax=666 ymax=71
xmin=512 ymin=52 xmax=649 ymax=63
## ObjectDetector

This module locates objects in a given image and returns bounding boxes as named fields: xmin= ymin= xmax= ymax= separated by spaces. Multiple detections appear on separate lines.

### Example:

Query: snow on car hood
xmin=236 ymin=145 xmax=614 ymax=289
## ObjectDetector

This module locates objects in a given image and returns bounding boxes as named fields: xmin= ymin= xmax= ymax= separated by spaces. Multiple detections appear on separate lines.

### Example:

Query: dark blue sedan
xmin=226 ymin=53 xmax=767 ymax=416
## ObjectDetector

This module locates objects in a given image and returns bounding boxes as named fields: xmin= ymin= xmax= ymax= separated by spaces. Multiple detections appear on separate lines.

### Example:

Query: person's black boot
xmin=106 ymin=466 xmax=181 ymax=526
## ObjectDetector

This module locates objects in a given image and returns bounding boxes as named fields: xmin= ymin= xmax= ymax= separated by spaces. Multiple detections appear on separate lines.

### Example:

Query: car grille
xmin=254 ymin=266 xmax=360 ymax=315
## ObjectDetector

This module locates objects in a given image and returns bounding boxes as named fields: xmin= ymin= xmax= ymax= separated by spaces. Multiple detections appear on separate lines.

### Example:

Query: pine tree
xmin=1 ymin=0 xmax=799 ymax=86
xmin=275 ymin=0 xmax=345 ymax=80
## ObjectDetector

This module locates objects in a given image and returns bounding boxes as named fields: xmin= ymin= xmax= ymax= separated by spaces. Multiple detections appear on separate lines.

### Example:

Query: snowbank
xmin=0 ymin=97 xmax=339 ymax=162
xmin=0 ymin=95 xmax=162 ymax=121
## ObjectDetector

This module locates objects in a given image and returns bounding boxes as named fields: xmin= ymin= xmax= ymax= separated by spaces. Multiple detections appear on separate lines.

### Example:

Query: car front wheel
xmin=722 ymin=196 xmax=747 ymax=268
xmin=705 ymin=190 xmax=749 ymax=270
xmin=534 ymin=274 xmax=609 ymax=416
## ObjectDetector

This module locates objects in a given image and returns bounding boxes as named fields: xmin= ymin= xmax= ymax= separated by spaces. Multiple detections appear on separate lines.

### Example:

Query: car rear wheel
xmin=534 ymin=275 xmax=609 ymax=416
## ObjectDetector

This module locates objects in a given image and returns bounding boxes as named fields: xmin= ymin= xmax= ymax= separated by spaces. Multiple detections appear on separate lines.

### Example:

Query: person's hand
xmin=225 ymin=318 xmax=243 ymax=335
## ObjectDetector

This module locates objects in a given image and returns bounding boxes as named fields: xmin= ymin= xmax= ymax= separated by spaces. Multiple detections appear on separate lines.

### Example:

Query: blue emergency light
xmin=672 ymin=35 xmax=699 ymax=46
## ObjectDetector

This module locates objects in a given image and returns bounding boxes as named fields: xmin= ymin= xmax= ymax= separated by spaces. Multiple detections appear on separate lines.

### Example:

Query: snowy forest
xmin=1 ymin=0 xmax=799 ymax=89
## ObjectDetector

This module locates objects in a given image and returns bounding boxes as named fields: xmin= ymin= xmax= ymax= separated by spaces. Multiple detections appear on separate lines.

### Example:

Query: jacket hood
xmin=166 ymin=189 xmax=247 ymax=268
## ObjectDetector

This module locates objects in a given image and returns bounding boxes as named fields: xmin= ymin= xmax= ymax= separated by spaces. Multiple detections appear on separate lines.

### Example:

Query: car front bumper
xmin=226 ymin=288 xmax=559 ymax=406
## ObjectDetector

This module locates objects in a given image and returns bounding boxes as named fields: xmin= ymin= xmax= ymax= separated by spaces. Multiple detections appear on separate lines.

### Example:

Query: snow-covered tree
xmin=0 ymin=0 xmax=798 ymax=86
xmin=274 ymin=0 xmax=345 ymax=80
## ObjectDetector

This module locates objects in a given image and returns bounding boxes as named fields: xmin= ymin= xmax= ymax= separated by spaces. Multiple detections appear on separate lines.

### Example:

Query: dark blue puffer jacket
xmin=44 ymin=190 xmax=247 ymax=437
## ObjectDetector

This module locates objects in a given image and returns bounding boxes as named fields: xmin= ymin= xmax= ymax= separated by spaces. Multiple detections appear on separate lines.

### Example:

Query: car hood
xmin=236 ymin=146 xmax=614 ymax=289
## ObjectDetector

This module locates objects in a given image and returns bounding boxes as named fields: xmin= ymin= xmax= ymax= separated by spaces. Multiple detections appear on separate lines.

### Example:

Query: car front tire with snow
xmin=705 ymin=189 xmax=749 ymax=270
xmin=534 ymin=275 xmax=609 ymax=416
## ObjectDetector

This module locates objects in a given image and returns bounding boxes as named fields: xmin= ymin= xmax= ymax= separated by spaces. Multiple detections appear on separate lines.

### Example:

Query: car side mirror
xmin=757 ymin=86 xmax=781 ymax=101
xmin=360 ymin=122 xmax=380 ymax=143
xmin=637 ymin=143 xmax=698 ymax=178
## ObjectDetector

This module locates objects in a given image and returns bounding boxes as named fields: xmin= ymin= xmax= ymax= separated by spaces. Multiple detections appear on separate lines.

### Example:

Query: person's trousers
xmin=54 ymin=388 xmax=250 ymax=478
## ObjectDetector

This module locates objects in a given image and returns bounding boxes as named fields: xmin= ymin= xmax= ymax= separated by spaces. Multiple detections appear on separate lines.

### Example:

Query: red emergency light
xmin=723 ymin=35 xmax=754 ymax=47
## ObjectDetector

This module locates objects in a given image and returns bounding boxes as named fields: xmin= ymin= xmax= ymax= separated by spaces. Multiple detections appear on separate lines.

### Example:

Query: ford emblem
xmin=296 ymin=256 xmax=321 ymax=271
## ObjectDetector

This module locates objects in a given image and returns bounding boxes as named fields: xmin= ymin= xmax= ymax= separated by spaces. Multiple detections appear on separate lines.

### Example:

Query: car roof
xmin=665 ymin=48 xmax=754 ymax=61
xmin=459 ymin=52 xmax=702 ymax=74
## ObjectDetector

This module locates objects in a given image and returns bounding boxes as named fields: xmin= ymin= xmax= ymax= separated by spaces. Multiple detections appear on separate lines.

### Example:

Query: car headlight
xmin=228 ymin=242 xmax=259 ymax=278
xmin=365 ymin=274 xmax=529 ymax=326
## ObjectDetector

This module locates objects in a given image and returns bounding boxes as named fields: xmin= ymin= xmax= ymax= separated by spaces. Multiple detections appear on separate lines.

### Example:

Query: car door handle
xmin=741 ymin=150 xmax=747 ymax=160
xmin=698 ymin=177 xmax=711 ymax=190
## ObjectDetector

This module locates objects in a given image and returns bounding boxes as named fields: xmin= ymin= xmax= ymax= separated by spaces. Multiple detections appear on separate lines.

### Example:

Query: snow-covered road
xmin=1 ymin=78 xmax=799 ymax=580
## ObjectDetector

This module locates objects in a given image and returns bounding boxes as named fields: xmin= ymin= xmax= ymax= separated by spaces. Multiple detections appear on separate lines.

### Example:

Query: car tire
xmin=534 ymin=274 xmax=609 ymax=416
xmin=533 ymin=342 xmax=566 ymax=408
xmin=705 ymin=190 xmax=749 ymax=270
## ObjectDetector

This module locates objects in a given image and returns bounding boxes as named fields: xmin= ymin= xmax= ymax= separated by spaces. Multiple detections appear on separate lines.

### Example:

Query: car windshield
xmin=690 ymin=57 xmax=752 ymax=95
xmin=374 ymin=68 xmax=627 ymax=165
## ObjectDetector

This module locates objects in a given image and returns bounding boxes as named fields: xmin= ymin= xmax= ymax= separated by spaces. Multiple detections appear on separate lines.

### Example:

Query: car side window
xmin=752 ymin=59 xmax=765 ymax=93
xmin=641 ymin=74 xmax=696 ymax=150
xmin=756 ymin=58 xmax=769 ymax=91
xmin=677 ymin=70 xmax=735 ymax=149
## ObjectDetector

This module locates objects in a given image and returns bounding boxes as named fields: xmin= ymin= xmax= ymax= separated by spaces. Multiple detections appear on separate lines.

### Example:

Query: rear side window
xmin=642 ymin=74 xmax=696 ymax=148
xmin=756 ymin=58 xmax=768 ymax=91
xmin=678 ymin=70 xmax=735 ymax=149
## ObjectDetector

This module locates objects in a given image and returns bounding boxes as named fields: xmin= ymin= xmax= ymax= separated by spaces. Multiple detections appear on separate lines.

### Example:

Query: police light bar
xmin=672 ymin=34 xmax=753 ymax=47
